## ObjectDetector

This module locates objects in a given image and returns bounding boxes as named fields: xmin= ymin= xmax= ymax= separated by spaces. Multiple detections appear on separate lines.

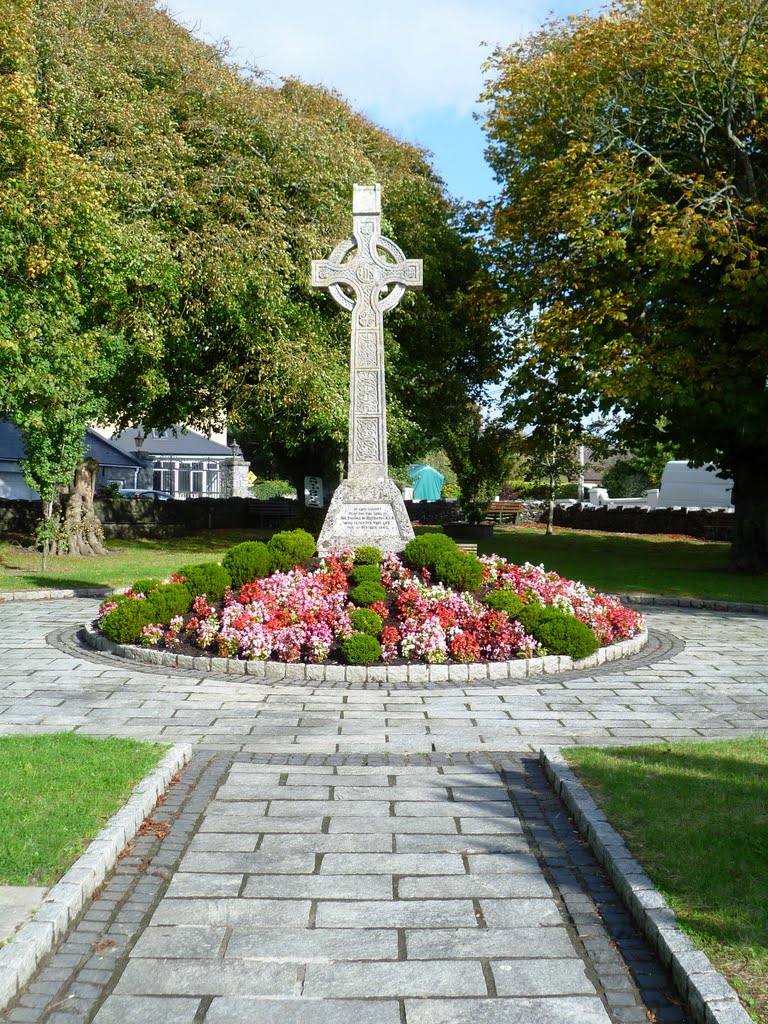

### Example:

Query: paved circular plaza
xmin=2 ymin=598 xmax=766 ymax=1024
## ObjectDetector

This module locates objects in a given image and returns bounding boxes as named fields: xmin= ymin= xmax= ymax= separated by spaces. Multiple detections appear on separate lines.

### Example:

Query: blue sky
xmin=164 ymin=0 xmax=594 ymax=203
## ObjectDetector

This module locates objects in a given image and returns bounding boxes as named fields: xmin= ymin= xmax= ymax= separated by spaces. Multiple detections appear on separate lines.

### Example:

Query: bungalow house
xmin=94 ymin=425 xmax=248 ymax=499
xmin=0 ymin=420 xmax=142 ymax=500
xmin=0 ymin=421 xmax=248 ymax=500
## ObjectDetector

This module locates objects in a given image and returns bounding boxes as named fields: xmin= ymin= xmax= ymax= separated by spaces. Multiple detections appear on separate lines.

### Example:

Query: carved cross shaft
xmin=311 ymin=184 xmax=423 ymax=481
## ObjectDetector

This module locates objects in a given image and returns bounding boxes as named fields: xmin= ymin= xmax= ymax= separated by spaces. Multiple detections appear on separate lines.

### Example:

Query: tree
xmin=502 ymin=350 xmax=601 ymax=532
xmin=601 ymin=460 xmax=652 ymax=498
xmin=442 ymin=406 xmax=518 ymax=524
xmin=481 ymin=0 xmax=768 ymax=571
xmin=228 ymin=81 xmax=503 ymax=502
xmin=2 ymin=0 xmax=501 ymax=545
xmin=0 ymin=0 xmax=176 ymax=555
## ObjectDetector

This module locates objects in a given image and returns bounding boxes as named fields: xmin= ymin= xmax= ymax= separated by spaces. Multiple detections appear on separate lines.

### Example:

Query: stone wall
xmin=0 ymin=497 xmax=298 ymax=541
xmin=404 ymin=499 xmax=461 ymax=526
xmin=0 ymin=496 xmax=736 ymax=543
xmin=551 ymin=502 xmax=734 ymax=541
xmin=0 ymin=499 xmax=40 ymax=536
xmin=94 ymin=496 xmax=290 ymax=538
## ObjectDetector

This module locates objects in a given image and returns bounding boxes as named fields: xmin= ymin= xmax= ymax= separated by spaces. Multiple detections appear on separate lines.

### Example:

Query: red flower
xmin=238 ymin=581 xmax=266 ymax=605
xmin=434 ymin=604 xmax=457 ymax=629
xmin=450 ymin=631 xmax=481 ymax=663
xmin=396 ymin=588 xmax=421 ymax=619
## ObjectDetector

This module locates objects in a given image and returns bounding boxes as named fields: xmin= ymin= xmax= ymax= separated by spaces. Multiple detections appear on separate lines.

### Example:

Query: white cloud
xmin=165 ymin=0 xmax=538 ymax=125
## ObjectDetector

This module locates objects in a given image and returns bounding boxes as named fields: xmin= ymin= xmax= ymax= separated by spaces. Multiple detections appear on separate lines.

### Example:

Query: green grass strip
xmin=3 ymin=526 xmax=768 ymax=604
xmin=566 ymin=737 xmax=768 ymax=1023
xmin=479 ymin=528 xmax=768 ymax=604
xmin=0 ymin=733 xmax=169 ymax=886
xmin=0 ymin=529 xmax=273 ymax=592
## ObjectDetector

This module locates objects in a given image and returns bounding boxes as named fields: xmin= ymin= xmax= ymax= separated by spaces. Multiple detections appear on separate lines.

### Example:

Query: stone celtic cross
xmin=311 ymin=184 xmax=423 ymax=482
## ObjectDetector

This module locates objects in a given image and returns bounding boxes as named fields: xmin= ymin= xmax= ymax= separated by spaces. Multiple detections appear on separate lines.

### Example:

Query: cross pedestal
xmin=311 ymin=184 xmax=422 ymax=555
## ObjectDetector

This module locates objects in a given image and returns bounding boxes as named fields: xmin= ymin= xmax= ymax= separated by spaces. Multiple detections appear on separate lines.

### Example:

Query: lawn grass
xmin=479 ymin=526 xmax=768 ymax=604
xmin=0 ymin=733 xmax=169 ymax=886
xmin=1 ymin=524 xmax=766 ymax=604
xmin=566 ymin=738 xmax=768 ymax=1023
xmin=0 ymin=529 xmax=272 ymax=593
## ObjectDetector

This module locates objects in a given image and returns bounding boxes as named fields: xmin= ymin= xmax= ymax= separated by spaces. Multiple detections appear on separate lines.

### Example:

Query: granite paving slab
xmin=2 ymin=596 xmax=766 ymax=1022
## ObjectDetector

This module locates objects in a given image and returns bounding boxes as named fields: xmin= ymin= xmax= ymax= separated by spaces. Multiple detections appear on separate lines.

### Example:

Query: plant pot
xmin=443 ymin=522 xmax=494 ymax=540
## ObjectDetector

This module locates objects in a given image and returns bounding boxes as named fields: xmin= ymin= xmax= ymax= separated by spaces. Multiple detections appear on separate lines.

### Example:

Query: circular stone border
xmin=81 ymin=618 xmax=649 ymax=683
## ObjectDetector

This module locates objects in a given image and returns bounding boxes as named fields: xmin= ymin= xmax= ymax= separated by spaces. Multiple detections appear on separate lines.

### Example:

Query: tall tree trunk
xmin=730 ymin=460 xmax=768 ymax=573
xmin=40 ymin=498 xmax=54 ymax=571
xmin=546 ymin=471 xmax=556 ymax=535
xmin=58 ymin=458 xmax=109 ymax=557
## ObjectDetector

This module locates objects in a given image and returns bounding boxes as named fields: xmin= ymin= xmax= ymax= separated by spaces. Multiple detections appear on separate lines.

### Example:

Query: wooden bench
xmin=247 ymin=498 xmax=300 ymax=528
xmin=483 ymin=500 xmax=526 ymax=524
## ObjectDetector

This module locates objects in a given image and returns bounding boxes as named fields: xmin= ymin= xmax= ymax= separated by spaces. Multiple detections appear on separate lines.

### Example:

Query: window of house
xmin=152 ymin=460 xmax=223 ymax=498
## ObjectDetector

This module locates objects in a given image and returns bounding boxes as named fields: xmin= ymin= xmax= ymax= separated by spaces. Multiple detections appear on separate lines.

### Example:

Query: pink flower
xmin=140 ymin=623 xmax=164 ymax=647
xmin=103 ymin=544 xmax=640 ymax=666
xmin=192 ymin=595 xmax=213 ymax=618
xmin=401 ymin=614 xmax=449 ymax=663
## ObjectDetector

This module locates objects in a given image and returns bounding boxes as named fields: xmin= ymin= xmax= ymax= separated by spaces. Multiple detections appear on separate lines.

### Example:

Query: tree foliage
xmin=481 ymin=0 xmax=768 ymax=570
xmin=1 ymin=0 xmax=500 ymax=545
xmin=442 ymin=406 xmax=519 ymax=523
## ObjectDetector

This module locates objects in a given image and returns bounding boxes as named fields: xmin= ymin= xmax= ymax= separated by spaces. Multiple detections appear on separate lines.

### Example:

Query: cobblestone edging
xmin=80 ymin=617 xmax=649 ymax=683
xmin=0 ymin=744 xmax=192 ymax=1014
xmin=539 ymin=747 xmax=752 ymax=1024
xmin=619 ymin=594 xmax=768 ymax=616
xmin=0 ymin=588 xmax=126 ymax=603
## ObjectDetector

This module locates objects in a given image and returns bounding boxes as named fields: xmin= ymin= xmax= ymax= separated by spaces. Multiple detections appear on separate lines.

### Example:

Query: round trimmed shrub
xmin=350 ymin=609 xmax=383 ymax=637
xmin=267 ymin=529 xmax=316 ymax=573
xmin=177 ymin=562 xmax=231 ymax=602
xmin=350 ymin=564 xmax=382 ymax=586
xmin=341 ymin=633 xmax=382 ymax=665
xmin=131 ymin=578 xmax=161 ymax=595
xmin=484 ymin=590 xmax=525 ymax=618
xmin=100 ymin=598 xmax=155 ymax=645
xmin=534 ymin=616 xmax=600 ymax=660
xmin=432 ymin=551 xmax=484 ymax=591
xmin=349 ymin=581 xmax=387 ymax=606
xmin=145 ymin=583 xmax=193 ymax=622
xmin=403 ymin=532 xmax=458 ymax=572
xmin=353 ymin=545 xmax=383 ymax=565
xmin=222 ymin=541 xmax=272 ymax=587
xmin=516 ymin=602 xmax=558 ymax=635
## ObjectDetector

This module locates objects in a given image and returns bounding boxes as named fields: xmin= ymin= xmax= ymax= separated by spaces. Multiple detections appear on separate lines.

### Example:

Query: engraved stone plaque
xmin=337 ymin=503 xmax=398 ymax=537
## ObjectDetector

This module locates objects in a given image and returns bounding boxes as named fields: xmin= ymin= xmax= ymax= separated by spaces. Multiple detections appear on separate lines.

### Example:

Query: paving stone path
xmin=2 ymin=598 xmax=768 ymax=1024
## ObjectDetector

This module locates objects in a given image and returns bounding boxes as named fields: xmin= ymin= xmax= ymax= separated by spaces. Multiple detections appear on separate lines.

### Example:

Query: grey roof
xmin=110 ymin=426 xmax=232 ymax=458
xmin=0 ymin=420 xmax=141 ymax=468
xmin=0 ymin=420 xmax=26 ymax=461
xmin=87 ymin=431 xmax=142 ymax=468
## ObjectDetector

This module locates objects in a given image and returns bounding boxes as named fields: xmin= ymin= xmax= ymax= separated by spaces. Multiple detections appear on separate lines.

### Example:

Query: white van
xmin=657 ymin=461 xmax=733 ymax=508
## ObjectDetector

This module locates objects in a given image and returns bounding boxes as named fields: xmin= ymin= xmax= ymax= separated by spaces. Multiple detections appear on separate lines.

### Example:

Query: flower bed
xmin=95 ymin=531 xmax=644 ymax=668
